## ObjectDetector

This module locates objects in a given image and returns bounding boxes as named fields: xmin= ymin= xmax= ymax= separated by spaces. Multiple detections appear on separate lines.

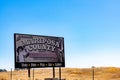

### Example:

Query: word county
xmin=21 ymin=37 xmax=61 ymax=52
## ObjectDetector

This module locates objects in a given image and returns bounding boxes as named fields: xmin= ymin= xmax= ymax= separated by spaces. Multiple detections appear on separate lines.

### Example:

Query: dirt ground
xmin=0 ymin=67 xmax=120 ymax=80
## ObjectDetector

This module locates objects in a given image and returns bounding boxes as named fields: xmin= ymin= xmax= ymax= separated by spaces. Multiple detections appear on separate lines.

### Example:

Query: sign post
xmin=53 ymin=67 xmax=55 ymax=78
xmin=59 ymin=67 xmax=61 ymax=80
xmin=28 ymin=68 xmax=30 ymax=80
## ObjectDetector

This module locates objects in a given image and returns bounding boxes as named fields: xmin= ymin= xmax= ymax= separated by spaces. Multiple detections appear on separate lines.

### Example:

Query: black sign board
xmin=14 ymin=33 xmax=65 ymax=68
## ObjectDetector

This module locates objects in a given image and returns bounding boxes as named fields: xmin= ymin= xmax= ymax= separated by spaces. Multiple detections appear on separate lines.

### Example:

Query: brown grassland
xmin=0 ymin=67 xmax=120 ymax=80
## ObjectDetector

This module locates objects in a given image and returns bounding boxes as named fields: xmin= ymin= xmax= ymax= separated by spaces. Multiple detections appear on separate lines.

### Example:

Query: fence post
xmin=11 ymin=68 xmax=12 ymax=80
xmin=92 ymin=66 xmax=95 ymax=80
xmin=33 ymin=69 xmax=34 ymax=80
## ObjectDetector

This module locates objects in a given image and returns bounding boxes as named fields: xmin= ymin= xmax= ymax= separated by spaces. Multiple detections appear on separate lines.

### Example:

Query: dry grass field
xmin=0 ymin=67 xmax=120 ymax=80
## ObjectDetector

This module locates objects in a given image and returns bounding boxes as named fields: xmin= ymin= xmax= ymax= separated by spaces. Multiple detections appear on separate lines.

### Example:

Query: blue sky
xmin=0 ymin=0 xmax=120 ymax=70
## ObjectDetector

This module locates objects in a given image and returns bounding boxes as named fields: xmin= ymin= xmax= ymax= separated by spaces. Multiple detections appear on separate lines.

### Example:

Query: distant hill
xmin=0 ymin=67 xmax=120 ymax=80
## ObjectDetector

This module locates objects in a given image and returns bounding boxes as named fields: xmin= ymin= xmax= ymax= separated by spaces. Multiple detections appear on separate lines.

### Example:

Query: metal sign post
xmin=59 ymin=67 xmax=61 ymax=80
xmin=28 ymin=68 xmax=31 ymax=80
xmin=53 ymin=67 xmax=55 ymax=78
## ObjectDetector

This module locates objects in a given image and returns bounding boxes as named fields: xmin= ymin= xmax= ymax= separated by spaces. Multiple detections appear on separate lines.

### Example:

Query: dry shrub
xmin=0 ymin=78 xmax=6 ymax=80
xmin=1 ymin=67 xmax=120 ymax=80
